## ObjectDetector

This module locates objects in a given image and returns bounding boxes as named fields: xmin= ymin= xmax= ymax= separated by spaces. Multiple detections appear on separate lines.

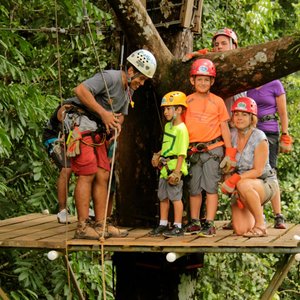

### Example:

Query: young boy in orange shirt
xmin=184 ymin=59 xmax=235 ymax=237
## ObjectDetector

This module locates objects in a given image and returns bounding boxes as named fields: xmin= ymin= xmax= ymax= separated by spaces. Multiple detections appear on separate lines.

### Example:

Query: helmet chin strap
xmin=240 ymin=127 xmax=251 ymax=135
xmin=124 ymin=66 xmax=131 ymax=84
xmin=240 ymin=115 xmax=253 ymax=135
xmin=125 ymin=66 xmax=142 ymax=86
xmin=170 ymin=107 xmax=177 ymax=129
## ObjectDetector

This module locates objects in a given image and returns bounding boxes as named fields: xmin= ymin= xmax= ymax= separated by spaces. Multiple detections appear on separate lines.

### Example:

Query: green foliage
xmin=1 ymin=249 xmax=114 ymax=299
xmin=195 ymin=0 xmax=299 ymax=50
xmin=196 ymin=253 xmax=277 ymax=299
xmin=0 ymin=0 xmax=300 ymax=299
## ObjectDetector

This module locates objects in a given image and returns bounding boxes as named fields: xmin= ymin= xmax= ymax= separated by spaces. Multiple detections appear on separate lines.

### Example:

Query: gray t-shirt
xmin=64 ymin=70 xmax=133 ymax=132
xmin=83 ymin=70 xmax=132 ymax=114
xmin=231 ymin=128 xmax=275 ymax=179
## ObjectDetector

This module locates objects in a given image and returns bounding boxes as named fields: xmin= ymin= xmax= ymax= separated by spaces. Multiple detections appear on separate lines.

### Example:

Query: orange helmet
xmin=212 ymin=28 xmax=238 ymax=46
xmin=190 ymin=59 xmax=216 ymax=77
xmin=161 ymin=91 xmax=187 ymax=108
xmin=231 ymin=97 xmax=257 ymax=116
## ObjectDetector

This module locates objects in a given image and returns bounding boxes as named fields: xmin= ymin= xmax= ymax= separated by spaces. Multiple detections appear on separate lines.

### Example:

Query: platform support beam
xmin=261 ymin=254 xmax=296 ymax=300
xmin=64 ymin=255 xmax=85 ymax=300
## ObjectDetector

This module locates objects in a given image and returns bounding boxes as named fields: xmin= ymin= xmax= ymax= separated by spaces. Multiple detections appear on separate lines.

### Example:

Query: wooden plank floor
xmin=0 ymin=213 xmax=299 ymax=254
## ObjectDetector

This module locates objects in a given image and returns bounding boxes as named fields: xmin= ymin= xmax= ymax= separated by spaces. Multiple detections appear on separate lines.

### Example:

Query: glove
xmin=220 ymin=148 xmax=237 ymax=174
xmin=231 ymin=191 xmax=245 ymax=209
xmin=279 ymin=134 xmax=293 ymax=153
xmin=66 ymin=126 xmax=82 ymax=157
xmin=151 ymin=152 xmax=161 ymax=168
xmin=167 ymin=171 xmax=182 ymax=186
xmin=221 ymin=173 xmax=241 ymax=195
xmin=182 ymin=49 xmax=209 ymax=62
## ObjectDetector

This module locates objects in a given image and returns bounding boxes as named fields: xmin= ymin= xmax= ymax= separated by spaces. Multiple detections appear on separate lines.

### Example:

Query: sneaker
xmin=74 ymin=221 xmax=100 ymax=240
xmin=198 ymin=221 xmax=216 ymax=237
xmin=274 ymin=214 xmax=286 ymax=229
xmin=93 ymin=222 xmax=112 ymax=238
xmin=184 ymin=219 xmax=201 ymax=235
xmin=163 ymin=225 xmax=184 ymax=237
xmin=57 ymin=209 xmax=71 ymax=224
xmin=148 ymin=225 xmax=168 ymax=236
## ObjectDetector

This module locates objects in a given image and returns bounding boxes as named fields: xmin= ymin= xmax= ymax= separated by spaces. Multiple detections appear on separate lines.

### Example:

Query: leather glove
xmin=279 ymin=134 xmax=293 ymax=153
xmin=231 ymin=190 xmax=245 ymax=209
xmin=220 ymin=148 xmax=237 ymax=174
xmin=167 ymin=171 xmax=182 ymax=186
xmin=182 ymin=49 xmax=209 ymax=62
xmin=151 ymin=152 xmax=161 ymax=168
xmin=221 ymin=173 xmax=241 ymax=195
xmin=66 ymin=126 xmax=82 ymax=157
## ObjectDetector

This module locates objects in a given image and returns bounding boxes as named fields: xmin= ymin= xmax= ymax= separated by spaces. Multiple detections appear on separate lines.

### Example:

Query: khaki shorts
xmin=261 ymin=178 xmax=279 ymax=205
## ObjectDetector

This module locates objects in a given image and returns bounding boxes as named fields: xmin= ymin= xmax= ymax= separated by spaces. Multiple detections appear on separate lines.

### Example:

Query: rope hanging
xmin=54 ymin=0 xmax=73 ymax=296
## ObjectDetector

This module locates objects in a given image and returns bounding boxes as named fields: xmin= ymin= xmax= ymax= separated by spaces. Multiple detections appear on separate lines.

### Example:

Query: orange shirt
xmin=185 ymin=92 xmax=229 ymax=147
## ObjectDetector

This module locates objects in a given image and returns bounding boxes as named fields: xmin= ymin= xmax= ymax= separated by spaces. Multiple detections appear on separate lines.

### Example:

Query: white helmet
xmin=127 ymin=49 xmax=157 ymax=78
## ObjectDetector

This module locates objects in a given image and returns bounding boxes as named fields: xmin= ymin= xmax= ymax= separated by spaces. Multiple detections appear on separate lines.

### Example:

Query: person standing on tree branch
xmin=149 ymin=91 xmax=189 ymax=238
xmin=64 ymin=49 xmax=157 ymax=240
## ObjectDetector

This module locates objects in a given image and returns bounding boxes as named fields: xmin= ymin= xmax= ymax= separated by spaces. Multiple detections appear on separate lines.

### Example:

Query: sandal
xmin=243 ymin=226 xmax=268 ymax=238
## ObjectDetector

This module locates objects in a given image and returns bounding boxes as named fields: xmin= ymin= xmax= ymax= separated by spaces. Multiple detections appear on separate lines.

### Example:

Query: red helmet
xmin=212 ymin=28 xmax=238 ymax=46
xmin=231 ymin=97 xmax=257 ymax=116
xmin=190 ymin=59 xmax=216 ymax=77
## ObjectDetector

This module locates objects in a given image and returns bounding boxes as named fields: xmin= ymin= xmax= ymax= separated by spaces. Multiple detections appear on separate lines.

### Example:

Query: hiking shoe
xmin=57 ymin=209 xmax=71 ymax=224
xmin=148 ymin=225 xmax=168 ymax=236
xmin=222 ymin=221 xmax=233 ymax=230
xmin=107 ymin=223 xmax=128 ymax=237
xmin=274 ymin=214 xmax=286 ymax=229
xmin=198 ymin=221 xmax=216 ymax=237
xmin=184 ymin=220 xmax=201 ymax=235
xmin=74 ymin=221 xmax=100 ymax=240
xmin=163 ymin=225 xmax=184 ymax=238
xmin=105 ymin=217 xmax=128 ymax=237
xmin=93 ymin=222 xmax=112 ymax=238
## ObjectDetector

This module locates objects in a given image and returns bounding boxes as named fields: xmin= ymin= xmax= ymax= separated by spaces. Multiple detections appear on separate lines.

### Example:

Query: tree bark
xmin=108 ymin=0 xmax=300 ymax=99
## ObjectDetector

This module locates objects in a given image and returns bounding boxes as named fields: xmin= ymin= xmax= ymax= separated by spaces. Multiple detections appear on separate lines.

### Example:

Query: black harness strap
xmin=259 ymin=114 xmax=278 ymax=122
xmin=189 ymin=136 xmax=223 ymax=154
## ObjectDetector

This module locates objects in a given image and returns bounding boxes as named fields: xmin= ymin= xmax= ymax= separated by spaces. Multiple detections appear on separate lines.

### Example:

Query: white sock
xmin=173 ymin=222 xmax=182 ymax=228
xmin=159 ymin=220 xmax=168 ymax=226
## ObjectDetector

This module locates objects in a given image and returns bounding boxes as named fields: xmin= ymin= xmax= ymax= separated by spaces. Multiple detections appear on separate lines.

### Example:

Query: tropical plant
xmin=0 ymin=0 xmax=300 ymax=299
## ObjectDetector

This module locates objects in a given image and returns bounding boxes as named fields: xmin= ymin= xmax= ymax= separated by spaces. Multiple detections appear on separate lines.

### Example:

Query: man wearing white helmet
xmin=65 ymin=49 xmax=157 ymax=240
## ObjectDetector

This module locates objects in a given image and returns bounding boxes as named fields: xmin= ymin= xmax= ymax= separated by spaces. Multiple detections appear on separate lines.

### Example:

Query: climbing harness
xmin=157 ymin=155 xmax=178 ymax=175
xmin=259 ymin=114 xmax=278 ymax=122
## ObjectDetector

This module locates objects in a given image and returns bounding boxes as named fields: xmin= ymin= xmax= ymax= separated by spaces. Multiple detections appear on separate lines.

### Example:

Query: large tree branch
xmin=108 ymin=0 xmax=300 ymax=98
xmin=164 ymin=35 xmax=300 ymax=98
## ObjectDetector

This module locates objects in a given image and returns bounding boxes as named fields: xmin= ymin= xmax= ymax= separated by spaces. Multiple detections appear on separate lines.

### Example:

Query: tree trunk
xmin=113 ymin=252 xmax=203 ymax=300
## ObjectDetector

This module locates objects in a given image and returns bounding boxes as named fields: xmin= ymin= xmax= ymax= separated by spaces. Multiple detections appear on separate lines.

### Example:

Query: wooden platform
xmin=1 ymin=213 xmax=299 ymax=254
